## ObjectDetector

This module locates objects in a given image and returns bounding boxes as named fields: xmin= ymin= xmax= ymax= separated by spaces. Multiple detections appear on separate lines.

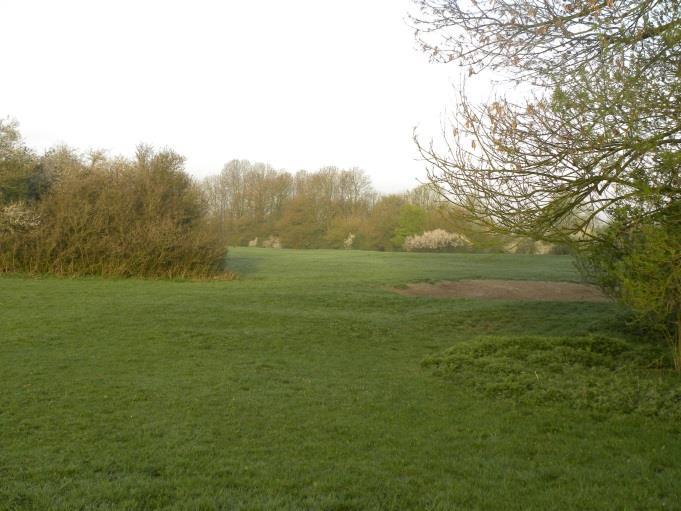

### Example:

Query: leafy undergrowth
xmin=423 ymin=334 xmax=681 ymax=418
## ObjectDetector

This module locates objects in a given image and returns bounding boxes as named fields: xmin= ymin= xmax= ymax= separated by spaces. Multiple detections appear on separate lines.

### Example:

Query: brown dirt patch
xmin=392 ymin=279 xmax=610 ymax=302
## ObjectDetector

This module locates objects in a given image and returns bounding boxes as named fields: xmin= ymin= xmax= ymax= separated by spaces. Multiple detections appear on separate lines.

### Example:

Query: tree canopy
xmin=412 ymin=0 xmax=681 ymax=242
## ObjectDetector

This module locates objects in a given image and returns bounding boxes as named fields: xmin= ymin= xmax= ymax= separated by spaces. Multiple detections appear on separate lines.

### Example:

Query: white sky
xmin=1 ymin=0 xmax=462 ymax=193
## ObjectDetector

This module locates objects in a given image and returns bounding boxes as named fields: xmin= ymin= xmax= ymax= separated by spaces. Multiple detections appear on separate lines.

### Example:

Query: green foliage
xmin=391 ymin=203 xmax=427 ymax=247
xmin=423 ymin=334 xmax=681 ymax=419
xmin=579 ymin=204 xmax=681 ymax=365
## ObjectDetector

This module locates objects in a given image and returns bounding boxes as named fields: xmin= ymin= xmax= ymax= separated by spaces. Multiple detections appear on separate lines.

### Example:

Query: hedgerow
xmin=0 ymin=126 xmax=228 ymax=278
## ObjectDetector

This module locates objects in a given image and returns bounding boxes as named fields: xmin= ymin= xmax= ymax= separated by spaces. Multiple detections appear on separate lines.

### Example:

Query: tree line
xmin=201 ymin=159 xmax=554 ymax=253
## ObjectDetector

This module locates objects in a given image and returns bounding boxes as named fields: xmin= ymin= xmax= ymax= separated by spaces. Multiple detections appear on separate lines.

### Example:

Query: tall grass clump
xmin=0 ymin=134 xmax=228 ymax=278
xmin=423 ymin=334 xmax=681 ymax=418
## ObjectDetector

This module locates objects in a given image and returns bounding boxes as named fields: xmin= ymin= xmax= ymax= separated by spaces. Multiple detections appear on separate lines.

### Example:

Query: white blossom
xmin=404 ymin=229 xmax=470 ymax=252
xmin=0 ymin=202 xmax=40 ymax=234
xmin=343 ymin=233 xmax=355 ymax=249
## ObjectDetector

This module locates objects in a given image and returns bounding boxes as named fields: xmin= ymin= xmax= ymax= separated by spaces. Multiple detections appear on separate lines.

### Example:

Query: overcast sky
xmin=1 ymin=0 xmax=461 ymax=192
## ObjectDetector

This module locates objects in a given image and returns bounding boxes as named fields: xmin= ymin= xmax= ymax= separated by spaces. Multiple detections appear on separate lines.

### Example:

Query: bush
xmin=578 ymin=204 xmax=681 ymax=367
xmin=0 ymin=147 xmax=228 ymax=278
xmin=261 ymin=235 xmax=282 ymax=248
xmin=0 ymin=119 xmax=39 ymax=205
xmin=343 ymin=233 xmax=355 ymax=249
xmin=423 ymin=334 xmax=681 ymax=418
xmin=0 ymin=202 xmax=40 ymax=234
xmin=403 ymin=229 xmax=470 ymax=252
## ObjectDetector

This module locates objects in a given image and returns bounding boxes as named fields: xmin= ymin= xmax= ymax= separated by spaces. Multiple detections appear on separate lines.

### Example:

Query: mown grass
xmin=1 ymin=248 xmax=680 ymax=510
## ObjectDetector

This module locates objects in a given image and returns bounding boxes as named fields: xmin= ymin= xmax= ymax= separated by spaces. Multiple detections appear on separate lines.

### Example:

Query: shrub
xmin=0 ymin=147 xmax=228 ymax=278
xmin=0 ymin=202 xmax=40 ymax=234
xmin=403 ymin=229 xmax=470 ymax=252
xmin=423 ymin=334 xmax=681 ymax=418
xmin=578 ymin=204 xmax=681 ymax=367
xmin=261 ymin=236 xmax=282 ymax=248
xmin=0 ymin=119 xmax=38 ymax=205
xmin=343 ymin=233 xmax=355 ymax=249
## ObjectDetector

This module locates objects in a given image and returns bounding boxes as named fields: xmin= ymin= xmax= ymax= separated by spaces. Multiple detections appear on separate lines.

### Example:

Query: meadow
xmin=2 ymin=248 xmax=680 ymax=510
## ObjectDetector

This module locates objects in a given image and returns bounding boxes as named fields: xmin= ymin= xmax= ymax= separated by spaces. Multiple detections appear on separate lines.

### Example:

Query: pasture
xmin=1 ymin=248 xmax=680 ymax=510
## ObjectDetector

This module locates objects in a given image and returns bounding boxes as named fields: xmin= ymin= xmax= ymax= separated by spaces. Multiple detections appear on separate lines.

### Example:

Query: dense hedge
xmin=0 ymin=122 xmax=227 ymax=278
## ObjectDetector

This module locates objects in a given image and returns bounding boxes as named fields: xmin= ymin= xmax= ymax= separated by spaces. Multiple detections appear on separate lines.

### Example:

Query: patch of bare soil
xmin=392 ymin=279 xmax=610 ymax=302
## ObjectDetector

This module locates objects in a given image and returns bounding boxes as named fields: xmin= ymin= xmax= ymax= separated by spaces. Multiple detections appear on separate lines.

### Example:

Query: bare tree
xmin=412 ymin=0 xmax=681 ymax=243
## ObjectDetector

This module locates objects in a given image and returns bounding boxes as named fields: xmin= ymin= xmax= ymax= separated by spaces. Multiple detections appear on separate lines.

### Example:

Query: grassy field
xmin=2 ymin=248 xmax=680 ymax=510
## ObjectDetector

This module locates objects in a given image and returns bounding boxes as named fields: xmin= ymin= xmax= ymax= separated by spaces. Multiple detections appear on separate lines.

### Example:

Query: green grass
xmin=1 ymin=248 xmax=680 ymax=510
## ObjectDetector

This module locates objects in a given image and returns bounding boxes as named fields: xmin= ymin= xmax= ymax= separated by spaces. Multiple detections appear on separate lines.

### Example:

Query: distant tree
xmin=277 ymin=195 xmax=326 ymax=248
xmin=325 ymin=215 xmax=367 ymax=249
xmin=200 ymin=158 xmax=536 ymax=253
xmin=361 ymin=194 xmax=406 ymax=251
xmin=404 ymin=183 xmax=441 ymax=211
xmin=392 ymin=204 xmax=428 ymax=248
xmin=203 ymin=160 xmax=292 ymax=243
